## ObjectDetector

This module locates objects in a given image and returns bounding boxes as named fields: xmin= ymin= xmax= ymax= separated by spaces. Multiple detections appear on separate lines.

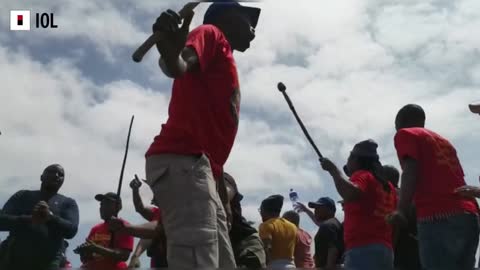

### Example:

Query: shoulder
xmin=395 ymin=127 xmax=425 ymax=140
xmin=298 ymin=228 xmax=312 ymax=238
xmin=12 ymin=190 xmax=31 ymax=197
xmin=57 ymin=194 xmax=77 ymax=204
xmin=283 ymin=218 xmax=296 ymax=228
xmin=350 ymin=170 xmax=374 ymax=182
xmin=189 ymin=24 xmax=225 ymax=40
xmin=91 ymin=222 xmax=105 ymax=230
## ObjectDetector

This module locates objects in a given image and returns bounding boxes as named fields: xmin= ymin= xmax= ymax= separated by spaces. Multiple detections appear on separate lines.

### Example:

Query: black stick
xmin=110 ymin=115 xmax=135 ymax=247
xmin=277 ymin=82 xmax=323 ymax=159
xmin=116 ymin=115 xmax=134 ymax=204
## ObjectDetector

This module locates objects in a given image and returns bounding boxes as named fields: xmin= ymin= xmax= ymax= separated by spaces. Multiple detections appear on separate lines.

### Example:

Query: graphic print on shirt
xmin=230 ymin=87 xmax=241 ymax=127
xmin=425 ymin=134 xmax=463 ymax=177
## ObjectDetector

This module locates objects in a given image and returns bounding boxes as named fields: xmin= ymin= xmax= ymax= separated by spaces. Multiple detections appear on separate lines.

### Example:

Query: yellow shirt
xmin=259 ymin=217 xmax=297 ymax=261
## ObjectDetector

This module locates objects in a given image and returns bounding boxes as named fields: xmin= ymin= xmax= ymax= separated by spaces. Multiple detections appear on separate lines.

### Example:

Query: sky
xmin=1 ymin=0 xmax=480 ymax=267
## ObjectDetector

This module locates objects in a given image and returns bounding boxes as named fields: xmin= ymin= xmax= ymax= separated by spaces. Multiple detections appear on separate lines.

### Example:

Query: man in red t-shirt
xmin=144 ymin=1 xmax=261 ymax=268
xmin=282 ymin=210 xmax=315 ymax=268
xmin=388 ymin=104 xmax=479 ymax=270
xmin=74 ymin=192 xmax=133 ymax=269
xmin=320 ymin=139 xmax=396 ymax=270
xmin=128 ymin=177 xmax=166 ymax=268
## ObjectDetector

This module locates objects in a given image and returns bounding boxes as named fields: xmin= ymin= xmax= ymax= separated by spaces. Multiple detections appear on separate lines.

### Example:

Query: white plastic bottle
xmin=289 ymin=188 xmax=299 ymax=210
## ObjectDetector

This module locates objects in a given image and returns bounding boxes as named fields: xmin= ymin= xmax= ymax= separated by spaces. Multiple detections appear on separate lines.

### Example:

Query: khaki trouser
xmin=145 ymin=154 xmax=236 ymax=269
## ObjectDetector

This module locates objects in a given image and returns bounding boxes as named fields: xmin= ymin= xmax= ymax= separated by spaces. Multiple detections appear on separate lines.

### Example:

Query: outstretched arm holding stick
xmin=132 ymin=2 xmax=200 ymax=63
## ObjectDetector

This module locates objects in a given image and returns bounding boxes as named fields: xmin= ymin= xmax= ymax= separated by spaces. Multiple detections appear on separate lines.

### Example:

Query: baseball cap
xmin=203 ymin=0 xmax=261 ymax=28
xmin=95 ymin=192 xmax=122 ymax=207
xmin=308 ymin=197 xmax=336 ymax=212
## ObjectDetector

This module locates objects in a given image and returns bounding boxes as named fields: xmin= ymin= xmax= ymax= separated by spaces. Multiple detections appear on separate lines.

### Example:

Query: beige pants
xmin=145 ymin=154 xmax=236 ymax=269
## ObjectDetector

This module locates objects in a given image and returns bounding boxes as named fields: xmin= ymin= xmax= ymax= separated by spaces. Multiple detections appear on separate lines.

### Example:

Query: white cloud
xmin=1 ymin=0 xmax=480 ymax=266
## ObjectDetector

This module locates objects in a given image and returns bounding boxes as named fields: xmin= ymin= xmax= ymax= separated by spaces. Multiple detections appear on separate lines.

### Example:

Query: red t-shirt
xmin=344 ymin=170 xmax=396 ymax=250
xmin=145 ymin=24 xmax=240 ymax=179
xmin=81 ymin=219 xmax=134 ymax=269
xmin=394 ymin=128 xmax=478 ymax=219
xmin=294 ymin=228 xmax=315 ymax=268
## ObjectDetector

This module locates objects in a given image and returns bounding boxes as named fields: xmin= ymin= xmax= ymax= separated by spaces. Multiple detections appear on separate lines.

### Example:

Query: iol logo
xmin=10 ymin=10 xmax=58 ymax=31
xmin=10 ymin=10 xmax=30 ymax=31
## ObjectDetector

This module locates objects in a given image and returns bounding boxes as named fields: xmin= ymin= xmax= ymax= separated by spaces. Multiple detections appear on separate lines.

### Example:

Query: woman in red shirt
xmin=319 ymin=139 xmax=396 ymax=270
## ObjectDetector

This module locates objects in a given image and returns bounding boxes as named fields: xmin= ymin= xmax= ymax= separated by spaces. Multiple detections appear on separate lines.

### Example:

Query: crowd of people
xmin=1 ymin=1 xmax=480 ymax=269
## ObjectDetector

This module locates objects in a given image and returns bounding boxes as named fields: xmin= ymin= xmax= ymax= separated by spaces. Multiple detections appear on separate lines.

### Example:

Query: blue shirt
xmin=0 ymin=190 xmax=79 ymax=268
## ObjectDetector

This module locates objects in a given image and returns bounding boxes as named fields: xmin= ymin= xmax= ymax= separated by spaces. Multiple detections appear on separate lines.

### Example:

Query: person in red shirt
xmin=143 ymin=1 xmax=261 ymax=268
xmin=128 ymin=177 xmax=166 ymax=268
xmin=74 ymin=192 xmax=133 ymax=269
xmin=387 ymin=104 xmax=479 ymax=270
xmin=282 ymin=210 xmax=315 ymax=268
xmin=320 ymin=139 xmax=396 ymax=270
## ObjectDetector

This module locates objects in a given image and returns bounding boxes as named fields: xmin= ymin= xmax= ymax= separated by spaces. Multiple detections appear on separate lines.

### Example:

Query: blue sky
xmin=1 ymin=0 xmax=480 ymax=267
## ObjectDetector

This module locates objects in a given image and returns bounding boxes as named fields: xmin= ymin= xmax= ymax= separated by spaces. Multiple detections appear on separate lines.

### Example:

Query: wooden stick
xmin=132 ymin=2 xmax=200 ymax=63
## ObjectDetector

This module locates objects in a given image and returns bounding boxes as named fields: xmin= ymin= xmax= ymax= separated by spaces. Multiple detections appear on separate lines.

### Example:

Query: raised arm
xmin=130 ymin=178 xmax=155 ymax=220
xmin=295 ymin=202 xmax=322 ymax=227
xmin=319 ymin=158 xmax=362 ymax=202
xmin=153 ymin=9 xmax=198 ymax=78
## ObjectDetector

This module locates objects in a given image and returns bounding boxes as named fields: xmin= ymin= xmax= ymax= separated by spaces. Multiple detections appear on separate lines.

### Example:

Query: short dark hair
xmin=282 ymin=210 xmax=300 ymax=227
xmin=383 ymin=165 xmax=400 ymax=188
xmin=396 ymin=104 xmax=426 ymax=129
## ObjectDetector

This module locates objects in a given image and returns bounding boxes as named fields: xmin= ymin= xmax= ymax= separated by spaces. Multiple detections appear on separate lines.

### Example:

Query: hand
xmin=319 ymin=157 xmax=339 ymax=174
xmin=32 ymin=201 xmax=51 ymax=224
xmin=386 ymin=210 xmax=408 ymax=228
xmin=130 ymin=175 xmax=142 ymax=190
xmin=152 ymin=9 xmax=195 ymax=59
xmin=294 ymin=202 xmax=308 ymax=213
xmin=454 ymin=185 xmax=480 ymax=199
xmin=108 ymin=217 xmax=127 ymax=232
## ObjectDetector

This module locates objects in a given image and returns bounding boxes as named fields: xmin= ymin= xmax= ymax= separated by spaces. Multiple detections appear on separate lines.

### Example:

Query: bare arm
xmin=296 ymin=203 xmax=322 ymax=227
xmin=330 ymin=168 xmax=362 ymax=202
xmin=123 ymin=221 xmax=159 ymax=239
xmin=132 ymin=188 xmax=155 ymax=221
xmin=397 ymin=158 xmax=418 ymax=214
xmin=131 ymin=239 xmax=152 ymax=258
xmin=90 ymin=245 xmax=131 ymax=262
xmin=320 ymin=158 xmax=362 ymax=202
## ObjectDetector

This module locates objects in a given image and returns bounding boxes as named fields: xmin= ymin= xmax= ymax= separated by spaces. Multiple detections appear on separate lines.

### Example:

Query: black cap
xmin=261 ymin=194 xmax=284 ymax=213
xmin=203 ymin=1 xmax=261 ymax=28
xmin=95 ymin=192 xmax=122 ymax=207
xmin=351 ymin=139 xmax=379 ymax=159
xmin=308 ymin=197 xmax=336 ymax=212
